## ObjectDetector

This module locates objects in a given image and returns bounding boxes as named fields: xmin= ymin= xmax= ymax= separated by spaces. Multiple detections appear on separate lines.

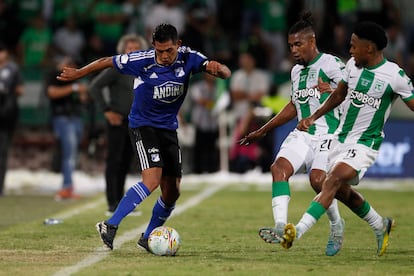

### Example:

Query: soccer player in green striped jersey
xmin=289 ymin=21 xmax=414 ymax=256
xmin=240 ymin=12 xmax=346 ymax=256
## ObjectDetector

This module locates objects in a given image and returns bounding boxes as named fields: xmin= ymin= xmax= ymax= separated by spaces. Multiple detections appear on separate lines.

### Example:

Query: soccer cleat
xmin=96 ymin=221 xmax=118 ymax=250
xmin=137 ymin=233 xmax=150 ymax=253
xmin=281 ymin=223 xmax=296 ymax=249
xmin=325 ymin=218 xmax=345 ymax=256
xmin=258 ymin=223 xmax=285 ymax=244
xmin=376 ymin=217 xmax=395 ymax=256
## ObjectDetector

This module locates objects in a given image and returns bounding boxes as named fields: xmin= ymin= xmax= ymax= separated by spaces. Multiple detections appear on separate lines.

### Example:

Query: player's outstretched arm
xmin=240 ymin=101 xmax=297 ymax=145
xmin=57 ymin=57 xmax=114 ymax=82
xmin=204 ymin=60 xmax=231 ymax=79
xmin=297 ymin=80 xmax=347 ymax=131
xmin=405 ymin=98 xmax=414 ymax=112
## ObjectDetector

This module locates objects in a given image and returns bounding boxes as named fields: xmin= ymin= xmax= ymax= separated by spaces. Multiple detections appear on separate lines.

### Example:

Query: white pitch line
xmin=53 ymin=198 xmax=106 ymax=220
xmin=52 ymin=182 xmax=229 ymax=276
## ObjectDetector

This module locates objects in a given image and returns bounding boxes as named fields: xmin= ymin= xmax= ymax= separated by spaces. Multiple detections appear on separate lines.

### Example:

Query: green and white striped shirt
xmin=291 ymin=53 xmax=345 ymax=135
xmin=338 ymin=57 xmax=414 ymax=150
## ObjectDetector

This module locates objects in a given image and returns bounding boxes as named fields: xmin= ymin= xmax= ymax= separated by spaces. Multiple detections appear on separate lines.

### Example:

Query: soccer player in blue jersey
xmin=58 ymin=23 xmax=231 ymax=251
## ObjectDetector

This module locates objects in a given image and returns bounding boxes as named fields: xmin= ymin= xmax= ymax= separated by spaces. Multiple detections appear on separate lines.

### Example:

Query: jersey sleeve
xmin=342 ymin=58 xmax=355 ymax=84
xmin=185 ymin=47 xmax=208 ymax=74
xmin=328 ymin=56 xmax=346 ymax=86
xmin=112 ymin=50 xmax=148 ymax=76
xmin=394 ymin=68 xmax=414 ymax=102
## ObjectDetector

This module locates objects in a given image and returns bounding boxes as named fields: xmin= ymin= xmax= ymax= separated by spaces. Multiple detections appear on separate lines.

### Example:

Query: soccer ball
xmin=148 ymin=226 xmax=181 ymax=256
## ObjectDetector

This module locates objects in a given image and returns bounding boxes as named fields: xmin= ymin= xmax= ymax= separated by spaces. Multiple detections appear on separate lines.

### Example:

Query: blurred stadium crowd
xmin=2 ymin=0 xmax=414 ymax=174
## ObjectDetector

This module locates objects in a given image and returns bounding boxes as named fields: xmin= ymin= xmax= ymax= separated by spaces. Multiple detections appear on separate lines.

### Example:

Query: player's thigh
xmin=310 ymin=134 xmax=334 ymax=172
xmin=276 ymin=129 xmax=313 ymax=174
xmin=159 ymin=128 xmax=182 ymax=178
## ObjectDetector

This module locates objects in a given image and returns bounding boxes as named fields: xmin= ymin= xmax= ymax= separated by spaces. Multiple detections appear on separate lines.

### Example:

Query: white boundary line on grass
xmin=52 ymin=182 xmax=230 ymax=276
xmin=55 ymin=198 xmax=106 ymax=220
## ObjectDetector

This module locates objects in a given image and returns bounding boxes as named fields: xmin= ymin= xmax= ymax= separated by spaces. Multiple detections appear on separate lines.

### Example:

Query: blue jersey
xmin=113 ymin=46 xmax=207 ymax=130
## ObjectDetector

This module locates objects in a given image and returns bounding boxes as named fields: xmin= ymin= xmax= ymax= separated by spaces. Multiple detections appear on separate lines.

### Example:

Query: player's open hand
xmin=297 ymin=117 xmax=314 ymax=132
xmin=57 ymin=67 xmax=81 ymax=82
xmin=239 ymin=130 xmax=265 ymax=145
xmin=317 ymin=77 xmax=333 ymax=94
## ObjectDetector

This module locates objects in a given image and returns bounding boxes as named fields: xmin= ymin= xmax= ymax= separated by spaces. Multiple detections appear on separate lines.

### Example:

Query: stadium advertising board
xmin=273 ymin=119 xmax=414 ymax=178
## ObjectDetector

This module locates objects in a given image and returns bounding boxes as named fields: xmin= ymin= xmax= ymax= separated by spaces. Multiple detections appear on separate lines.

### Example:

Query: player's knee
xmin=270 ymin=163 xmax=288 ymax=181
xmin=309 ymin=173 xmax=325 ymax=192
xmin=162 ymin=190 xmax=180 ymax=205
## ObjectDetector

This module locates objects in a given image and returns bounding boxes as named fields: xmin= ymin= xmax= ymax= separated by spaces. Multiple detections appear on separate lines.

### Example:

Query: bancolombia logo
xmin=292 ymin=87 xmax=320 ymax=104
xmin=350 ymin=89 xmax=381 ymax=109
xmin=369 ymin=139 xmax=411 ymax=175
xmin=153 ymin=81 xmax=184 ymax=103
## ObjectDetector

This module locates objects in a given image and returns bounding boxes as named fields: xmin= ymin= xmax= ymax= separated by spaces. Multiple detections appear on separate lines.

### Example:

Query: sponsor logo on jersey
xmin=150 ymin=72 xmax=158 ymax=79
xmin=292 ymin=87 xmax=321 ymax=104
xmin=349 ymin=89 xmax=381 ymax=109
xmin=153 ymin=81 xmax=184 ymax=103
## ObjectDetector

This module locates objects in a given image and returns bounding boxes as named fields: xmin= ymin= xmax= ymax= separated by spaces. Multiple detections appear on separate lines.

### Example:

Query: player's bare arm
xmin=57 ymin=57 xmax=114 ymax=82
xmin=240 ymin=101 xmax=297 ymax=145
xmin=297 ymin=80 xmax=347 ymax=131
xmin=405 ymin=98 xmax=414 ymax=112
xmin=317 ymin=77 xmax=334 ymax=94
xmin=204 ymin=60 xmax=231 ymax=79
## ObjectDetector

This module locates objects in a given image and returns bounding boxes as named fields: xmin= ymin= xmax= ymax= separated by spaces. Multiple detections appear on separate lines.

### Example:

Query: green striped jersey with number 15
xmin=291 ymin=53 xmax=345 ymax=135
xmin=338 ymin=57 xmax=414 ymax=150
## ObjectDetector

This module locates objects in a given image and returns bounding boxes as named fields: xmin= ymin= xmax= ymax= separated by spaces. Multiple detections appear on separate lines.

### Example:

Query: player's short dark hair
xmin=288 ymin=11 xmax=315 ymax=35
xmin=152 ymin=23 xmax=178 ymax=43
xmin=353 ymin=21 xmax=387 ymax=50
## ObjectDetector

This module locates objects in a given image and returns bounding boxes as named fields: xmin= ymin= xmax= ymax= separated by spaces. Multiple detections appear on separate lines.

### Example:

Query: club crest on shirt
xmin=308 ymin=69 xmax=317 ymax=82
xmin=373 ymin=79 xmax=384 ymax=93
xmin=174 ymin=67 xmax=185 ymax=77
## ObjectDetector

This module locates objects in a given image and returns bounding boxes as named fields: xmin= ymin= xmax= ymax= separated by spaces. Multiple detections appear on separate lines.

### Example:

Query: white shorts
xmin=276 ymin=129 xmax=334 ymax=174
xmin=328 ymin=141 xmax=378 ymax=185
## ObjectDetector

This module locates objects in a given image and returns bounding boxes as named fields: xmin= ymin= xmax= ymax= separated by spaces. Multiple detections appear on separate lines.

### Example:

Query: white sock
xmin=363 ymin=206 xmax=383 ymax=233
xmin=272 ymin=195 xmax=290 ymax=226
xmin=326 ymin=199 xmax=341 ymax=226
xmin=296 ymin=213 xmax=317 ymax=239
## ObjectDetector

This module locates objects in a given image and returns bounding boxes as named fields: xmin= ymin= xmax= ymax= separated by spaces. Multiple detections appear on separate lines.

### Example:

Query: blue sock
xmin=107 ymin=182 xmax=150 ymax=226
xmin=143 ymin=196 xmax=175 ymax=238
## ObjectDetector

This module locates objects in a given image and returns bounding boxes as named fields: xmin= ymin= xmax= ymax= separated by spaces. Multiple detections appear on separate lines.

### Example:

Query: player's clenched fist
xmin=57 ymin=67 xmax=80 ymax=81
xmin=297 ymin=117 xmax=315 ymax=132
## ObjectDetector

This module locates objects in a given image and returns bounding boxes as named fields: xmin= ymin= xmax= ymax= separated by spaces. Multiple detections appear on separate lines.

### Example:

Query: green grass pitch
xmin=0 ymin=182 xmax=413 ymax=276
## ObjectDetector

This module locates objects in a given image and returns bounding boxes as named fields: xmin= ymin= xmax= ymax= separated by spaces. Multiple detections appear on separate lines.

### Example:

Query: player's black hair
xmin=152 ymin=23 xmax=178 ymax=43
xmin=288 ymin=11 xmax=315 ymax=35
xmin=353 ymin=21 xmax=388 ymax=50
